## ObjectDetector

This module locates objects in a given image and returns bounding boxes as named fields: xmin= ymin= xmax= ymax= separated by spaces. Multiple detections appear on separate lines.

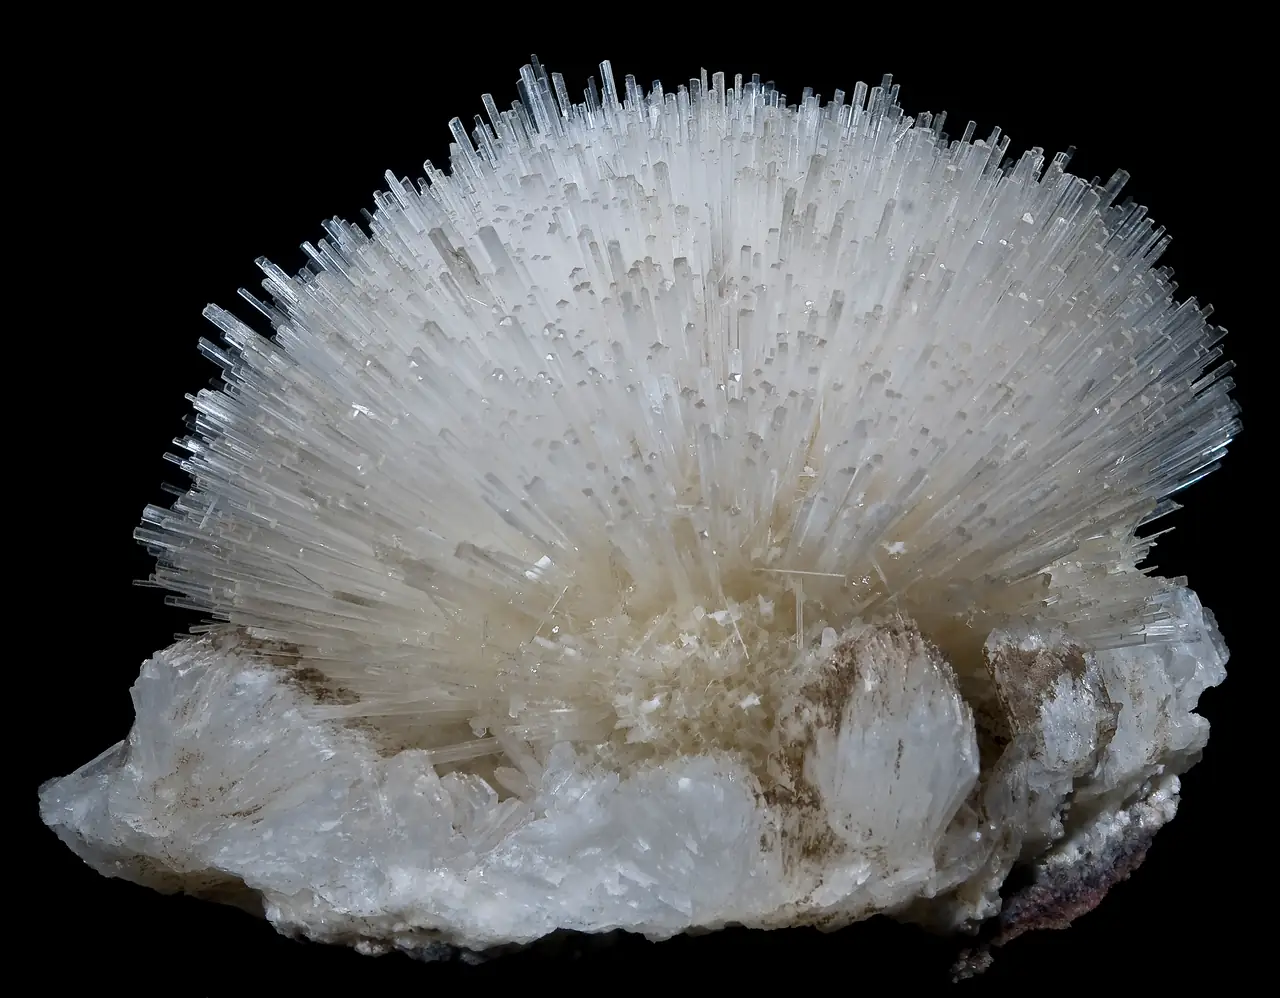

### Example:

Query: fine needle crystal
xmin=40 ymin=60 xmax=1236 ymax=974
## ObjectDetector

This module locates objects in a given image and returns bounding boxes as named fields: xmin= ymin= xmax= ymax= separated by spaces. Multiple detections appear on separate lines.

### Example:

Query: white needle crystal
xmin=39 ymin=60 xmax=1236 ymax=972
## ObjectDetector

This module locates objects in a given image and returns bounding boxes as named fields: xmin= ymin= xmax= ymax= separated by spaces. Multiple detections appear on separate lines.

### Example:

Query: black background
xmin=25 ymin=18 xmax=1257 ymax=988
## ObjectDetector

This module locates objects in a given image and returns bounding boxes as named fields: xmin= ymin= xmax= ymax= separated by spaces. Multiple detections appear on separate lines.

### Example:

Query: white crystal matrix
xmin=41 ymin=61 xmax=1235 ymax=961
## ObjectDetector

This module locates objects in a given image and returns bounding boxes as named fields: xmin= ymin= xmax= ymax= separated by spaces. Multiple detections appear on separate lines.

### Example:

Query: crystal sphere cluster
xmin=40 ymin=60 xmax=1235 ymax=972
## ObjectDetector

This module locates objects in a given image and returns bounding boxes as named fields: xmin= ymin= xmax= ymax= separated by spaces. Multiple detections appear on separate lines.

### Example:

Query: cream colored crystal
xmin=40 ymin=61 xmax=1234 ymax=967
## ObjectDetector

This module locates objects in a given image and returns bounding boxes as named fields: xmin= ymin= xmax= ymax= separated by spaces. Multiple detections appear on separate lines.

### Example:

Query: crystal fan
xmin=40 ymin=59 xmax=1236 ymax=974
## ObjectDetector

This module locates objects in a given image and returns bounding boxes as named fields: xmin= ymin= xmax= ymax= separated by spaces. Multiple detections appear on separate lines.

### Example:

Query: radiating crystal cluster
xmin=40 ymin=60 xmax=1236 ymax=969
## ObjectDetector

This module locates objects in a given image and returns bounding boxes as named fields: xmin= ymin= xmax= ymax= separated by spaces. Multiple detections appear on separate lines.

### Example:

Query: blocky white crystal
xmin=41 ymin=587 xmax=1223 ymax=955
xmin=41 ymin=61 xmax=1234 ymax=964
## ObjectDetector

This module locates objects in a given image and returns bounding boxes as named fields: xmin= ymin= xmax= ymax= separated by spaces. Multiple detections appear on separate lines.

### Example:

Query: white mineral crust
xmin=40 ymin=61 xmax=1234 ymax=962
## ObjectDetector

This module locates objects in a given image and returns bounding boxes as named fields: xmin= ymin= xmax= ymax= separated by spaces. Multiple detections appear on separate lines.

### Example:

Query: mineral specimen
xmin=39 ymin=60 xmax=1236 ymax=969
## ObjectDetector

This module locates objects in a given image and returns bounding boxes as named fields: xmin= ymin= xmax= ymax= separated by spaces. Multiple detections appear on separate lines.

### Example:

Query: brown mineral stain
xmin=760 ymin=617 xmax=947 ymax=872
xmin=952 ymin=822 xmax=1157 ymax=981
